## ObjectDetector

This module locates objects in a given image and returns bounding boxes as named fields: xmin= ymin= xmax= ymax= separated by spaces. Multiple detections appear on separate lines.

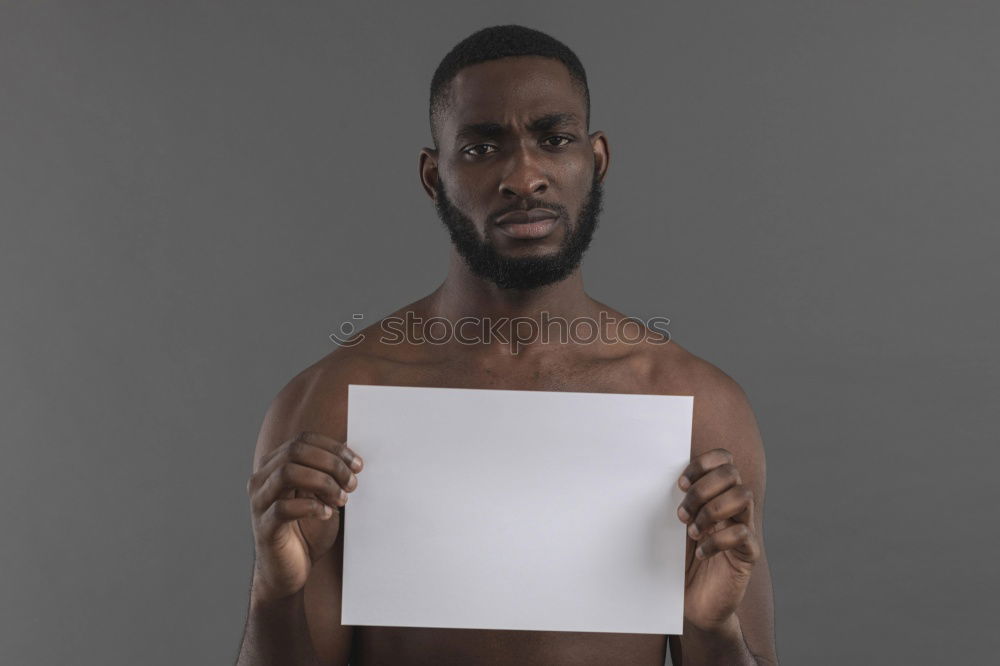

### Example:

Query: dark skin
xmin=242 ymin=56 xmax=777 ymax=665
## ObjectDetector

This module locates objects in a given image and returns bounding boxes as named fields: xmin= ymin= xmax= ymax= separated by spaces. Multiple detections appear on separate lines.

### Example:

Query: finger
xmin=687 ymin=485 xmax=754 ymax=540
xmin=694 ymin=521 xmax=759 ymax=564
xmin=300 ymin=430 xmax=364 ymax=472
xmin=678 ymin=448 xmax=733 ymax=490
xmin=257 ymin=498 xmax=334 ymax=543
xmin=251 ymin=440 xmax=358 ymax=499
xmin=261 ymin=431 xmax=364 ymax=472
xmin=676 ymin=462 xmax=741 ymax=524
xmin=252 ymin=462 xmax=349 ymax=514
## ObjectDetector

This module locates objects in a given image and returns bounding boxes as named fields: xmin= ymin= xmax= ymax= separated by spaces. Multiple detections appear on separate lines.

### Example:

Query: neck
xmin=429 ymin=250 xmax=600 ymax=322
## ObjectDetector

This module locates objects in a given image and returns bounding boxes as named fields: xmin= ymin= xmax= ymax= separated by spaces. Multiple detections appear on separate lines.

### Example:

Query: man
xmin=238 ymin=25 xmax=778 ymax=666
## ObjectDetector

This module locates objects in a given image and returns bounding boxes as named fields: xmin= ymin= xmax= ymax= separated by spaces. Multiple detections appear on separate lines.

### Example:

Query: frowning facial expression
xmin=421 ymin=55 xmax=609 ymax=290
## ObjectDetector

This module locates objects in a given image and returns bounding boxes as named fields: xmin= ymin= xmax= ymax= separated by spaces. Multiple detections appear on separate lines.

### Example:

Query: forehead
xmin=443 ymin=56 xmax=585 ymax=131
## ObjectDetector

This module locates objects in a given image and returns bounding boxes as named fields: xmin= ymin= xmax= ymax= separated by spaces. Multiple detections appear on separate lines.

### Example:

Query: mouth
xmin=494 ymin=208 xmax=561 ymax=240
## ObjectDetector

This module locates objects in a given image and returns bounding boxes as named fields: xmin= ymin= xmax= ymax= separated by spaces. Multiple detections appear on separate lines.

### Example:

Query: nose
xmin=498 ymin=144 xmax=548 ymax=199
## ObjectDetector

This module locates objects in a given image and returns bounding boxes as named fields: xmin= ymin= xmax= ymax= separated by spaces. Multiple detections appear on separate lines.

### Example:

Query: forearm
xmin=236 ymin=589 xmax=324 ymax=666
xmin=676 ymin=616 xmax=759 ymax=666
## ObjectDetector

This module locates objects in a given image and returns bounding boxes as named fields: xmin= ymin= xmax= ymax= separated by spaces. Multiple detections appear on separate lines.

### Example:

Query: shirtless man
xmin=237 ymin=25 xmax=778 ymax=666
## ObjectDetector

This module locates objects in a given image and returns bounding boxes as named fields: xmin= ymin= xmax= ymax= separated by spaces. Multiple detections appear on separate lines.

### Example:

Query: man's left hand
xmin=676 ymin=447 xmax=761 ymax=631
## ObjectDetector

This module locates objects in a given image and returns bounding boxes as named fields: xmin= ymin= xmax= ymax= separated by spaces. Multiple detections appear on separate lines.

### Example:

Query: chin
xmin=496 ymin=246 xmax=562 ymax=260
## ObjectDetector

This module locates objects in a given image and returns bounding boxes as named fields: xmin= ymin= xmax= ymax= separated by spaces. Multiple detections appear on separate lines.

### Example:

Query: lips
xmin=493 ymin=207 xmax=561 ymax=240
xmin=495 ymin=208 xmax=559 ymax=226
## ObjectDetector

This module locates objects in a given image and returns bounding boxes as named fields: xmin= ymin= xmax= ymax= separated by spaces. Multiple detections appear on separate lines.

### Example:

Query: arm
xmin=237 ymin=534 xmax=351 ymax=666
xmin=237 ymin=361 xmax=362 ymax=666
xmin=669 ymin=370 xmax=778 ymax=665
xmin=237 ymin=588 xmax=327 ymax=666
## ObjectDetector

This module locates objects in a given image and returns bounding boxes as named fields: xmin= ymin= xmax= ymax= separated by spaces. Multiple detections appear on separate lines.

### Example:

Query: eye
xmin=544 ymin=136 xmax=572 ymax=147
xmin=463 ymin=144 xmax=497 ymax=156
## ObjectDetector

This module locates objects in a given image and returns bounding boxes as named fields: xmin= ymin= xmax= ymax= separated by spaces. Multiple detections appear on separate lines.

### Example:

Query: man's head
xmin=421 ymin=25 xmax=610 ymax=291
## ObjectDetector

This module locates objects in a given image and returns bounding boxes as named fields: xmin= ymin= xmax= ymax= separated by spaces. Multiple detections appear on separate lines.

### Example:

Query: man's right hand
xmin=246 ymin=431 xmax=363 ymax=605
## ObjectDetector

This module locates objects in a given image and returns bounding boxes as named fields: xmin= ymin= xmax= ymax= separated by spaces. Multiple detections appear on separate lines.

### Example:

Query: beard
xmin=433 ymin=170 xmax=604 ymax=290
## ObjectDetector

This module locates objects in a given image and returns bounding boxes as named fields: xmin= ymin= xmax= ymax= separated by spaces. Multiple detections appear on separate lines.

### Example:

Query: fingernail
xmin=351 ymin=457 xmax=363 ymax=472
xmin=678 ymin=506 xmax=690 ymax=523
xmin=689 ymin=523 xmax=700 ymax=539
xmin=696 ymin=545 xmax=705 ymax=559
xmin=679 ymin=476 xmax=690 ymax=491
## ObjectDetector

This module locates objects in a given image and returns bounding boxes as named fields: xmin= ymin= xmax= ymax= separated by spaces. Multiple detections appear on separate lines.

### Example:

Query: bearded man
xmin=239 ymin=24 xmax=778 ymax=666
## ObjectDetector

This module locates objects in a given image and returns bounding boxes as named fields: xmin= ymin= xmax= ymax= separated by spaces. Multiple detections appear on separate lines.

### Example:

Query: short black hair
xmin=429 ymin=24 xmax=590 ymax=148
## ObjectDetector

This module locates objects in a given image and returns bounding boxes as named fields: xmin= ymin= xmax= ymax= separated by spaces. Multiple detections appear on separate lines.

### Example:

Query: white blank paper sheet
xmin=342 ymin=384 xmax=693 ymax=635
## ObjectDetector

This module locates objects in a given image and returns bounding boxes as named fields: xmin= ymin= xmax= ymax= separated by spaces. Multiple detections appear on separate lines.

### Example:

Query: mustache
xmin=434 ymin=178 xmax=588 ymax=224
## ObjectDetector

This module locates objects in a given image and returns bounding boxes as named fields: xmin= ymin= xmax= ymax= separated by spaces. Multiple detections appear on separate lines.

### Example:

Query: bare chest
xmin=363 ymin=344 xmax=679 ymax=396
xmin=350 ymin=626 xmax=667 ymax=665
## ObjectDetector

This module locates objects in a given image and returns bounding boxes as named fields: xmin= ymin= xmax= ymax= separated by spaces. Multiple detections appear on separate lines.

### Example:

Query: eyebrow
xmin=454 ymin=112 xmax=581 ymax=143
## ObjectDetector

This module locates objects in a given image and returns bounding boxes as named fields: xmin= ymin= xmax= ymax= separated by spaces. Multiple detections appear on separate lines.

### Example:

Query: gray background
xmin=2 ymin=2 xmax=997 ymax=664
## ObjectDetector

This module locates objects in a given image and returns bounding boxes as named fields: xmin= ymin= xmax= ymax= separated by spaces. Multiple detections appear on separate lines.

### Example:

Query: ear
xmin=589 ymin=131 xmax=610 ymax=184
xmin=419 ymin=147 xmax=440 ymax=201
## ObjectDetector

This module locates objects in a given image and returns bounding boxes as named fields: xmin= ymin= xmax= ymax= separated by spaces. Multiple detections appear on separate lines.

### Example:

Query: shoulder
xmin=255 ymin=300 xmax=434 ymax=461
xmin=674 ymin=346 xmax=757 ymax=442
xmin=270 ymin=298 xmax=434 ymax=413
xmin=646 ymin=340 xmax=767 ymax=497
xmin=636 ymin=335 xmax=746 ymax=400
xmin=252 ymin=344 xmax=383 ymax=467
xmin=276 ymin=346 xmax=380 ymax=410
